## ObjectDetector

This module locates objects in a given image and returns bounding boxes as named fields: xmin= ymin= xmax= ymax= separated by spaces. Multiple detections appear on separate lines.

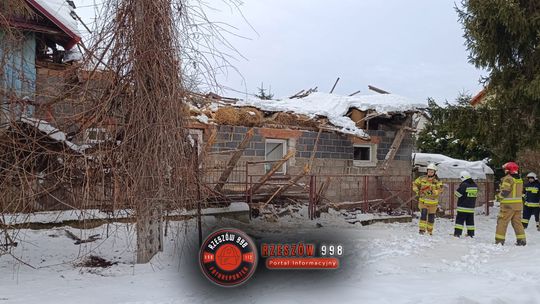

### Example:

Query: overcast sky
xmin=76 ymin=0 xmax=485 ymax=103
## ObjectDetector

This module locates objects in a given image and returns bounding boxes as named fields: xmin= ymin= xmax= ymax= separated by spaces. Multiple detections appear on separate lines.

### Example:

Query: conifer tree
xmin=255 ymin=83 xmax=274 ymax=100
xmin=456 ymin=0 xmax=540 ymax=161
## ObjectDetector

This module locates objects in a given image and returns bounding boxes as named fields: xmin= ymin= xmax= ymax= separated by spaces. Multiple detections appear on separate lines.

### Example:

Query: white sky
xmin=74 ymin=0 xmax=485 ymax=103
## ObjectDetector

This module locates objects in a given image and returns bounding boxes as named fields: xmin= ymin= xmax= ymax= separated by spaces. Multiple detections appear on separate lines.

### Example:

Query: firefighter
xmin=413 ymin=163 xmax=443 ymax=235
xmin=453 ymin=171 xmax=478 ymax=237
xmin=495 ymin=162 xmax=526 ymax=246
xmin=521 ymin=172 xmax=540 ymax=230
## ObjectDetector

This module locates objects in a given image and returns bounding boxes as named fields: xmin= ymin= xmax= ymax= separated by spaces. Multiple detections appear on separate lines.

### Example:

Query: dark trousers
xmin=454 ymin=211 xmax=475 ymax=237
xmin=522 ymin=205 xmax=540 ymax=228
xmin=419 ymin=208 xmax=436 ymax=234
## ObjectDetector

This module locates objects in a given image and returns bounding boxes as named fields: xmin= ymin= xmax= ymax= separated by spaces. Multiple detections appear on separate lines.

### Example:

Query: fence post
xmin=485 ymin=181 xmax=490 ymax=216
xmin=450 ymin=182 xmax=455 ymax=218
xmin=308 ymin=175 xmax=312 ymax=220
xmin=363 ymin=176 xmax=368 ymax=213
xmin=314 ymin=175 xmax=318 ymax=219
xmin=245 ymin=162 xmax=249 ymax=205
xmin=309 ymin=175 xmax=316 ymax=220
xmin=409 ymin=176 xmax=413 ymax=214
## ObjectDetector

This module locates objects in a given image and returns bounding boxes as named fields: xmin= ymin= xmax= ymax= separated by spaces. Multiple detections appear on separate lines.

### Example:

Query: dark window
xmin=354 ymin=146 xmax=371 ymax=161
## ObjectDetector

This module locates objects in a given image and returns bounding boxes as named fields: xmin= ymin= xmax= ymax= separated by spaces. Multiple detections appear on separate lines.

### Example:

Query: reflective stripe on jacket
xmin=499 ymin=175 xmax=523 ymax=204
xmin=455 ymin=179 xmax=478 ymax=209
xmin=413 ymin=175 xmax=443 ymax=204
xmin=524 ymin=180 xmax=540 ymax=206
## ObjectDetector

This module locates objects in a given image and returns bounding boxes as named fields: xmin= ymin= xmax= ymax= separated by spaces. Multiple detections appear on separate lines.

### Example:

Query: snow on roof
xmin=20 ymin=116 xmax=87 ymax=153
xmin=28 ymin=0 xmax=81 ymax=49
xmin=236 ymin=92 xmax=426 ymax=138
xmin=413 ymin=153 xmax=494 ymax=180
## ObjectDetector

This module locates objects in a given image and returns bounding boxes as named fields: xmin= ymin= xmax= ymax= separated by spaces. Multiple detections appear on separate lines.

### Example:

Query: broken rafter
xmin=308 ymin=128 xmax=323 ymax=170
xmin=289 ymin=89 xmax=305 ymax=99
xmin=262 ymin=164 xmax=309 ymax=207
xmin=368 ymin=85 xmax=390 ymax=94
xmin=261 ymin=128 xmax=322 ymax=206
xmin=290 ymin=87 xmax=318 ymax=99
xmin=380 ymin=115 xmax=412 ymax=172
xmin=249 ymin=149 xmax=296 ymax=194
xmin=315 ymin=177 xmax=331 ymax=205
xmin=202 ymin=128 xmax=217 ymax=154
xmin=214 ymin=128 xmax=254 ymax=192
xmin=64 ymin=230 xmax=101 ymax=245
xmin=348 ymin=90 xmax=361 ymax=96
xmin=330 ymin=77 xmax=340 ymax=93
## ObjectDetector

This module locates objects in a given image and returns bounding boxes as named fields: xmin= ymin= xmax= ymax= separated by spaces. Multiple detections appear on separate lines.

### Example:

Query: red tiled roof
xmin=470 ymin=89 xmax=486 ymax=106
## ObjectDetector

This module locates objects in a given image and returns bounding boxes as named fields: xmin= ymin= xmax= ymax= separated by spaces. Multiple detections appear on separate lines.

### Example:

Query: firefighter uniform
xmin=522 ymin=179 xmax=540 ymax=229
xmin=413 ymin=175 xmax=443 ymax=235
xmin=454 ymin=178 xmax=478 ymax=237
xmin=495 ymin=174 xmax=526 ymax=245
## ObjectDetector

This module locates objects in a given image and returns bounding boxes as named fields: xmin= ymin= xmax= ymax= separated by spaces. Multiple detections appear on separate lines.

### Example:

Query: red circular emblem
xmin=199 ymin=228 xmax=258 ymax=287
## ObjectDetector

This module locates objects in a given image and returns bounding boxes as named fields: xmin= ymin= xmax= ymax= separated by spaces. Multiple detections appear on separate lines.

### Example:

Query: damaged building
xmin=188 ymin=91 xmax=426 ymax=215
xmin=1 ymin=1 xmax=428 ymax=217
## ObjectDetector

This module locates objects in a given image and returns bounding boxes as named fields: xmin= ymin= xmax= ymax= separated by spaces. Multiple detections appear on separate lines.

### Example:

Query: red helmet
xmin=502 ymin=162 xmax=519 ymax=174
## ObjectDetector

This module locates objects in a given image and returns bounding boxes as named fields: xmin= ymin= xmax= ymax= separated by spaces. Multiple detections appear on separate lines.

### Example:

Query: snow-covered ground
xmin=1 ymin=207 xmax=540 ymax=304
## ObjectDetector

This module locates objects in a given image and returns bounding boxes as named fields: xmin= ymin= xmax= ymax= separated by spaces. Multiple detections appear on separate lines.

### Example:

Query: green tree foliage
xmin=456 ymin=0 xmax=540 ymax=160
xmin=255 ymin=83 xmax=274 ymax=100
xmin=417 ymin=94 xmax=491 ymax=162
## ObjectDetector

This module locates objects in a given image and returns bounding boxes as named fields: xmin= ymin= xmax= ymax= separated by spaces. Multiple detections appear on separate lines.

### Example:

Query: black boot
xmin=495 ymin=239 xmax=505 ymax=245
xmin=517 ymin=239 xmax=527 ymax=246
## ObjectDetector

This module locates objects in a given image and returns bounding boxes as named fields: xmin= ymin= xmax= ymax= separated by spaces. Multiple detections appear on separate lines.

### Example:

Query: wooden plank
xmin=326 ymin=199 xmax=384 ymax=211
xmin=380 ymin=116 xmax=412 ymax=172
xmin=346 ymin=216 xmax=412 ymax=226
xmin=249 ymin=149 xmax=296 ymax=194
xmin=214 ymin=128 xmax=254 ymax=192
xmin=203 ymin=128 xmax=217 ymax=154
xmin=260 ymin=129 xmax=323 ymax=206
xmin=315 ymin=177 xmax=331 ymax=205
xmin=308 ymin=128 xmax=323 ymax=171
xmin=262 ymin=165 xmax=309 ymax=206
xmin=348 ymin=90 xmax=361 ymax=96
xmin=368 ymin=85 xmax=390 ymax=94
xmin=330 ymin=77 xmax=340 ymax=93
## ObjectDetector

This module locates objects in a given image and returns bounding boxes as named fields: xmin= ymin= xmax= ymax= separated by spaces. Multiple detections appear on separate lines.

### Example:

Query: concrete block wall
xmin=371 ymin=130 xmax=413 ymax=161
xmin=210 ymin=125 xmax=414 ymax=163
xmin=206 ymin=125 xmax=414 ymax=202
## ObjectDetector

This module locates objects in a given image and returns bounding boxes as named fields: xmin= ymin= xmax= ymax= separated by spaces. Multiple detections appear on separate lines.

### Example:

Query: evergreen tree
xmin=417 ymin=94 xmax=491 ymax=162
xmin=255 ymin=83 xmax=274 ymax=100
xmin=456 ymin=0 xmax=540 ymax=161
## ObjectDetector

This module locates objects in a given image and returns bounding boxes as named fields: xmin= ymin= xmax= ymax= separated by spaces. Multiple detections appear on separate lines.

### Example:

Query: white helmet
xmin=527 ymin=172 xmax=537 ymax=179
xmin=460 ymin=170 xmax=472 ymax=181
xmin=426 ymin=163 xmax=438 ymax=171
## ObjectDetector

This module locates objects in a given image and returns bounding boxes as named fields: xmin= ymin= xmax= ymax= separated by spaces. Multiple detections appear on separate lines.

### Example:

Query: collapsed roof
xmin=237 ymin=92 xmax=426 ymax=137
xmin=190 ymin=92 xmax=426 ymax=138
